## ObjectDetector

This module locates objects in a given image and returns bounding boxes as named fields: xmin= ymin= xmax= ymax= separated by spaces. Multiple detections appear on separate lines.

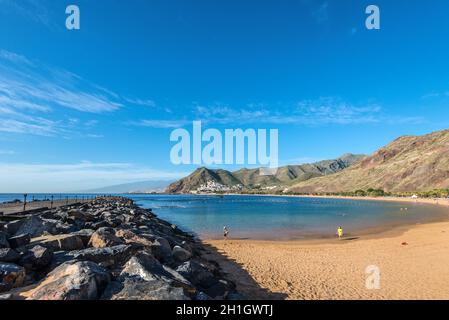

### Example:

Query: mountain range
xmin=168 ymin=128 xmax=449 ymax=194
xmin=167 ymin=153 xmax=365 ymax=193
xmin=290 ymin=129 xmax=449 ymax=193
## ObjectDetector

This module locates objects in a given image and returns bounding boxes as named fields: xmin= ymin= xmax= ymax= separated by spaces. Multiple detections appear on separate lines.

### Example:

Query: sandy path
xmin=205 ymin=221 xmax=449 ymax=300
xmin=0 ymin=199 xmax=92 ymax=215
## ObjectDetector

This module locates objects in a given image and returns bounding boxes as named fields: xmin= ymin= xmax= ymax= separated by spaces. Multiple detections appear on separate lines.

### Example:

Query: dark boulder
xmin=172 ymin=245 xmax=192 ymax=262
xmin=28 ymin=261 xmax=110 ymax=300
xmin=176 ymin=260 xmax=216 ymax=289
xmin=19 ymin=245 xmax=53 ymax=270
xmin=71 ymin=229 xmax=94 ymax=247
xmin=62 ymin=244 xmax=142 ymax=268
xmin=0 ymin=262 xmax=26 ymax=293
xmin=115 ymin=229 xmax=154 ymax=247
xmin=31 ymin=234 xmax=84 ymax=251
xmin=88 ymin=227 xmax=124 ymax=248
xmin=0 ymin=231 xmax=9 ymax=248
xmin=88 ymin=220 xmax=109 ymax=230
xmin=150 ymin=237 xmax=172 ymax=263
xmin=13 ymin=216 xmax=57 ymax=238
xmin=102 ymin=277 xmax=189 ymax=300
xmin=121 ymin=251 xmax=193 ymax=289
xmin=4 ymin=220 xmax=25 ymax=236
xmin=0 ymin=248 xmax=21 ymax=263
xmin=8 ymin=234 xmax=31 ymax=249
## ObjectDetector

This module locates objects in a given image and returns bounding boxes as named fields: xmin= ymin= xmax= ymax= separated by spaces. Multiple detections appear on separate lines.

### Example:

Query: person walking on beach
xmin=223 ymin=226 xmax=229 ymax=240
xmin=337 ymin=226 xmax=344 ymax=240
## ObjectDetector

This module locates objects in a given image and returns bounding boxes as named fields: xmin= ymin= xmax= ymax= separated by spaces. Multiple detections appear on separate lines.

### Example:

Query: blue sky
xmin=1 ymin=0 xmax=449 ymax=192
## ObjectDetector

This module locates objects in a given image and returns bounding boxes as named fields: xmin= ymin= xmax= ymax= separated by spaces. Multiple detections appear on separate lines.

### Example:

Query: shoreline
xmin=204 ymin=220 xmax=449 ymax=299
xmin=193 ymin=195 xmax=449 ymax=299
xmin=190 ymin=193 xmax=449 ymax=243
xmin=223 ymin=193 xmax=449 ymax=207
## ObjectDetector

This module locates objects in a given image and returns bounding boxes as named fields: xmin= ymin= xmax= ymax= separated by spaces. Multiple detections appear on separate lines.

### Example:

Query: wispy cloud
xmin=0 ymin=149 xmax=15 ymax=155
xmin=0 ymin=118 xmax=58 ymax=136
xmin=279 ymin=156 xmax=320 ymax=166
xmin=294 ymin=97 xmax=381 ymax=125
xmin=311 ymin=2 xmax=329 ymax=24
xmin=0 ymin=0 xmax=55 ymax=28
xmin=0 ymin=49 xmax=35 ymax=66
xmin=422 ymin=91 xmax=449 ymax=99
xmin=0 ymin=49 xmax=156 ymax=137
xmin=131 ymin=97 xmax=383 ymax=128
xmin=124 ymin=97 xmax=156 ymax=108
xmin=135 ymin=97 xmax=423 ymax=129
xmin=0 ymin=161 xmax=188 ymax=192
xmin=193 ymin=98 xmax=383 ymax=126
xmin=134 ymin=119 xmax=191 ymax=129
xmin=0 ymin=51 xmax=124 ymax=114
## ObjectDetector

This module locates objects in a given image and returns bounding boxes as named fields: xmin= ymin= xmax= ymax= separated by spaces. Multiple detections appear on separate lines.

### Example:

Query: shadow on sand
xmin=342 ymin=236 xmax=360 ymax=241
xmin=200 ymin=242 xmax=288 ymax=300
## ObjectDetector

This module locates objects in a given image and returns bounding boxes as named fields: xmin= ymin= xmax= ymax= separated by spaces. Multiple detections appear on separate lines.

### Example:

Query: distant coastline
xmin=180 ymin=192 xmax=449 ymax=208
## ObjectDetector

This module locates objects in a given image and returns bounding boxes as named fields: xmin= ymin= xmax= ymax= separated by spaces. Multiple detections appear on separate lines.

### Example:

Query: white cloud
xmin=136 ymin=119 xmax=191 ymax=129
xmin=0 ymin=161 xmax=188 ymax=192
xmin=191 ymin=98 xmax=383 ymax=125
xmin=0 ymin=49 xmax=34 ymax=65
xmin=124 ymin=97 xmax=156 ymax=108
xmin=0 ymin=0 xmax=55 ymax=28
xmin=422 ymin=91 xmax=449 ymax=99
xmin=86 ymin=134 xmax=104 ymax=138
xmin=0 ymin=150 xmax=15 ymax=155
xmin=0 ymin=49 xmax=157 ymax=137
xmin=311 ymin=2 xmax=329 ymax=24
xmin=294 ymin=97 xmax=382 ymax=125
xmin=133 ymin=98 xmax=424 ymax=129
xmin=279 ymin=156 xmax=320 ymax=166
xmin=0 ymin=118 xmax=57 ymax=136
xmin=0 ymin=60 xmax=123 ymax=114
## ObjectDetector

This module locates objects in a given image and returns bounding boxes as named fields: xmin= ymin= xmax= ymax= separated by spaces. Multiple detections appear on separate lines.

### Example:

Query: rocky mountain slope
xmin=290 ymin=129 xmax=449 ymax=193
xmin=167 ymin=154 xmax=365 ymax=193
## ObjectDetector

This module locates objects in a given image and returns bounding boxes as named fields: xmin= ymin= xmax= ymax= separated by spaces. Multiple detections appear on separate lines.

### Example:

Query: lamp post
xmin=23 ymin=194 xmax=28 ymax=211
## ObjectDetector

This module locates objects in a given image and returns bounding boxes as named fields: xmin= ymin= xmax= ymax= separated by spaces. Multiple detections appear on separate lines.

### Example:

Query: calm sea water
xmin=1 ymin=194 xmax=448 ymax=240
xmin=129 ymin=194 xmax=449 ymax=239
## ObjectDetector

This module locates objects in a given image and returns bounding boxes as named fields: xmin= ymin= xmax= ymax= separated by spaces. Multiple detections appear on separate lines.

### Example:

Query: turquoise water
xmin=2 ymin=194 xmax=448 ymax=240
xmin=129 ymin=194 xmax=449 ymax=240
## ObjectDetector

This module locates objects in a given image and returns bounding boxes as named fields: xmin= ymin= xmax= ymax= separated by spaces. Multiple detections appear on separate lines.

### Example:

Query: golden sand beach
xmin=205 ymin=219 xmax=449 ymax=299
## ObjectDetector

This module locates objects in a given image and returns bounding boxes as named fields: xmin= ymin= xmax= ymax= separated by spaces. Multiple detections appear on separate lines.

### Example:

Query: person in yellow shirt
xmin=337 ymin=226 xmax=344 ymax=239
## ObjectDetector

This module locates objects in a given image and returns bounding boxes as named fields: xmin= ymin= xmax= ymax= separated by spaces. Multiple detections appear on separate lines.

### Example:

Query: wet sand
xmin=205 ymin=220 xmax=449 ymax=299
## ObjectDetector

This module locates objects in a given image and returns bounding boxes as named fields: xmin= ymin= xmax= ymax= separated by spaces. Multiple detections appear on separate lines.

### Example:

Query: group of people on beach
xmin=221 ymin=225 xmax=345 ymax=240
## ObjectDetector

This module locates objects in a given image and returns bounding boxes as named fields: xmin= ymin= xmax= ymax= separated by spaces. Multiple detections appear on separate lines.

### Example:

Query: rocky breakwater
xmin=0 ymin=197 xmax=242 ymax=300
